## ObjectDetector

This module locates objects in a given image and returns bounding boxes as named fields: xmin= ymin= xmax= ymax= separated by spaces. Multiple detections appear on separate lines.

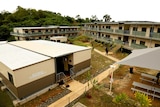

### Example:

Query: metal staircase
xmin=56 ymin=67 xmax=75 ymax=84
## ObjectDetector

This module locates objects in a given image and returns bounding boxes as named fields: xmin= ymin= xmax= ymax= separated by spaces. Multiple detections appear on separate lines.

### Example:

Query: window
xmin=38 ymin=30 xmax=41 ymax=32
xmin=106 ymin=26 xmax=110 ymax=29
xmin=25 ymin=31 xmax=28 ymax=33
xmin=106 ymin=35 xmax=110 ymax=38
xmin=132 ymin=39 xmax=136 ymax=43
xmin=142 ymin=27 xmax=146 ymax=32
xmin=155 ymin=44 xmax=160 ymax=47
xmin=16 ymin=30 xmax=19 ymax=33
xmin=140 ymin=41 xmax=145 ymax=45
xmin=118 ymin=37 xmax=121 ymax=40
xmin=150 ymin=27 xmax=154 ymax=32
xmin=133 ymin=27 xmax=137 ymax=31
xmin=8 ymin=72 xmax=14 ymax=85
xmin=157 ymin=28 xmax=160 ymax=33
xmin=119 ymin=26 xmax=122 ymax=30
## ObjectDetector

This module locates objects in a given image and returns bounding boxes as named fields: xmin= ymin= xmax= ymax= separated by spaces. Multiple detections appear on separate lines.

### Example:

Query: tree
xmin=0 ymin=6 xmax=90 ymax=40
xmin=90 ymin=15 xmax=98 ymax=22
xmin=75 ymin=14 xmax=81 ymax=20
xmin=0 ymin=25 xmax=11 ymax=40
xmin=103 ymin=14 xmax=112 ymax=22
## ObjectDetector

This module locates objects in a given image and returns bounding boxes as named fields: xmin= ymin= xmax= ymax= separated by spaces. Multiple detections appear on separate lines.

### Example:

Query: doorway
xmin=56 ymin=56 xmax=70 ymax=75
xmin=123 ymin=36 xmax=129 ymax=44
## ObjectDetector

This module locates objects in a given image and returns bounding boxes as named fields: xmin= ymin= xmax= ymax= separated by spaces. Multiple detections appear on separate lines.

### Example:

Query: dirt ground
xmin=108 ymin=66 xmax=160 ymax=107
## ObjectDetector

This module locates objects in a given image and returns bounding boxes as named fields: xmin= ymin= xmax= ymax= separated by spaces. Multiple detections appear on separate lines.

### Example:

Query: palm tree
xmin=103 ymin=14 xmax=112 ymax=22
xmin=90 ymin=15 xmax=98 ymax=22
xmin=75 ymin=14 xmax=81 ymax=20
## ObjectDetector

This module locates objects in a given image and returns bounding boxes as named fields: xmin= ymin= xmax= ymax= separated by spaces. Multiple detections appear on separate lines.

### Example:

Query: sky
xmin=0 ymin=0 xmax=160 ymax=22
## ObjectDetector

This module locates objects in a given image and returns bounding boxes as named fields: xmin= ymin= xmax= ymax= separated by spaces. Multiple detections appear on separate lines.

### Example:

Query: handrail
xmin=56 ymin=72 xmax=66 ymax=82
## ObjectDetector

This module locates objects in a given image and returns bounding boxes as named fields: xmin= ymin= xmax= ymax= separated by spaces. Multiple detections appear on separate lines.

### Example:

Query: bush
xmin=74 ymin=35 xmax=90 ymax=42
xmin=73 ymin=41 xmax=87 ymax=46
xmin=134 ymin=92 xmax=152 ymax=107
xmin=112 ymin=93 xmax=128 ymax=104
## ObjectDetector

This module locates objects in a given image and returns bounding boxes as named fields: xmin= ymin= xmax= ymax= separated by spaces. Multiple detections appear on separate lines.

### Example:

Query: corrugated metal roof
xmin=0 ymin=44 xmax=50 ymax=70
xmin=10 ymin=40 xmax=91 ymax=57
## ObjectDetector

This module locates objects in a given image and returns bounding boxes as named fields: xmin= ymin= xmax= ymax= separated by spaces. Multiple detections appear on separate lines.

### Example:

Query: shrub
xmin=112 ymin=93 xmax=128 ymax=104
xmin=74 ymin=35 xmax=90 ymax=42
xmin=134 ymin=92 xmax=152 ymax=107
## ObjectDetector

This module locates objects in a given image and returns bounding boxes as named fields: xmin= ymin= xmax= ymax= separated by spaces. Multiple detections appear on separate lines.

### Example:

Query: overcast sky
xmin=0 ymin=0 xmax=160 ymax=22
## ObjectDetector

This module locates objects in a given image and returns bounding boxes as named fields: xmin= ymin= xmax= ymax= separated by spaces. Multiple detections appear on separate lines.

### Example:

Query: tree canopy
xmin=0 ymin=6 xmax=112 ymax=41
xmin=103 ymin=14 xmax=112 ymax=22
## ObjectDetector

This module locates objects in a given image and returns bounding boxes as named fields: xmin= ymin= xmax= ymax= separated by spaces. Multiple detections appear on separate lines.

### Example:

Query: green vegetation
xmin=74 ymin=50 xmax=114 ymax=83
xmin=113 ymin=93 xmax=128 ymax=104
xmin=0 ymin=6 xmax=92 ymax=41
xmin=0 ymin=90 xmax=14 ymax=107
xmin=135 ymin=92 xmax=152 ymax=107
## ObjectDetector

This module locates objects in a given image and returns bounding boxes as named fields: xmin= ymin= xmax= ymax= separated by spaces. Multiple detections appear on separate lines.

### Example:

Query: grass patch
xmin=0 ymin=90 xmax=14 ymax=107
xmin=78 ymin=88 xmax=135 ymax=107
xmin=74 ymin=50 xmax=114 ymax=83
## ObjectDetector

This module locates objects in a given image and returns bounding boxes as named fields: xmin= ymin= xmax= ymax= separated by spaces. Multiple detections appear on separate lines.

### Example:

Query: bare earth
xmin=110 ymin=69 xmax=160 ymax=107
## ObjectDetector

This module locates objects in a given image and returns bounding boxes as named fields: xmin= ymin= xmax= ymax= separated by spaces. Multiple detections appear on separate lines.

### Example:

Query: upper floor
xmin=10 ymin=26 xmax=80 ymax=37
xmin=82 ymin=21 xmax=160 ymax=41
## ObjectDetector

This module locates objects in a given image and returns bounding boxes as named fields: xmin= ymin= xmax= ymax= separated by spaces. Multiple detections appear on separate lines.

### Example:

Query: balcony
xmin=115 ymin=29 xmax=124 ymax=34
xmin=100 ymin=28 xmax=113 ymax=33
xmin=150 ymin=32 xmax=160 ymax=40
xmin=131 ymin=43 xmax=147 ymax=49
xmin=115 ymin=30 xmax=130 ymax=35
xmin=11 ymin=30 xmax=79 ymax=37
xmin=132 ymin=31 xmax=146 ymax=37
xmin=89 ymin=28 xmax=99 ymax=31
xmin=44 ymin=32 xmax=54 ymax=35
xmin=114 ymin=39 xmax=124 ymax=44
xmin=10 ymin=32 xmax=49 ymax=36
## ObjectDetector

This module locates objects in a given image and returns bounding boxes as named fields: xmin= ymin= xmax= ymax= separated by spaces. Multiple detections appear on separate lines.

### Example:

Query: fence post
xmin=68 ymin=97 xmax=70 ymax=106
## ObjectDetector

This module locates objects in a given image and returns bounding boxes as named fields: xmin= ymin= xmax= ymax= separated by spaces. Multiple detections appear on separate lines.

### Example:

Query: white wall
xmin=73 ymin=49 xmax=91 ymax=65
xmin=14 ymin=59 xmax=55 ymax=87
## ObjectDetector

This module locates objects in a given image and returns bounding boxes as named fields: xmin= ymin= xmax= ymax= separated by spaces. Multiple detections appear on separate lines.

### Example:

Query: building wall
xmin=0 ymin=62 xmax=18 ymax=98
xmin=14 ymin=59 xmax=55 ymax=87
xmin=0 ymin=62 xmax=13 ymax=80
xmin=17 ymin=73 xmax=55 ymax=99
xmin=12 ymin=26 xmax=80 ymax=41
xmin=0 ymin=59 xmax=56 ymax=99
xmin=73 ymin=49 xmax=91 ymax=65
xmin=84 ymin=23 xmax=160 ymax=49
xmin=73 ymin=59 xmax=91 ymax=73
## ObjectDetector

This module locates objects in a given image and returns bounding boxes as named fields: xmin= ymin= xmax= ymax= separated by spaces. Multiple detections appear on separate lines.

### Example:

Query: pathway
xmin=48 ymin=49 xmax=120 ymax=107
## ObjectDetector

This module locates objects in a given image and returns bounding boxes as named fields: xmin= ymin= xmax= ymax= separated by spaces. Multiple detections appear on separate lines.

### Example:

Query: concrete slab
xmin=72 ymin=102 xmax=87 ymax=107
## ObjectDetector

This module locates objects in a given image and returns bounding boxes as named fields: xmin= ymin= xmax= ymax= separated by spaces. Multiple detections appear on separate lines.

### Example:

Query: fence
xmin=48 ymin=63 xmax=119 ymax=107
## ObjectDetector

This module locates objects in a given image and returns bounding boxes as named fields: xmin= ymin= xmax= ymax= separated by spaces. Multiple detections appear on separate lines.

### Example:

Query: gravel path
xmin=37 ymin=89 xmax=71 ymax=107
